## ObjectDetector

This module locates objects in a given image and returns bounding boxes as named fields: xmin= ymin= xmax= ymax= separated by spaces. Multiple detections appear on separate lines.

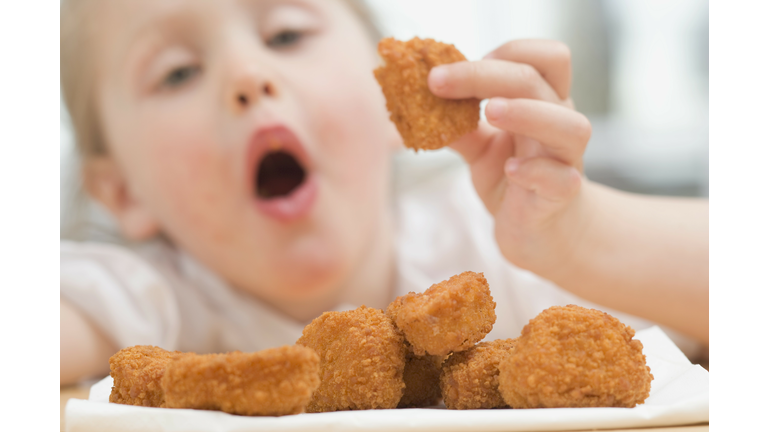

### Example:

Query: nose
xmin=226 ymin=63 xmax=277 ymax=115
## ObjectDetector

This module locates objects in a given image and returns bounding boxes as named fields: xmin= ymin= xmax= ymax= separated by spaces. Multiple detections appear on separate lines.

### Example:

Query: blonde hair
xmin=61 ymin=0 xmax=106 ymax=159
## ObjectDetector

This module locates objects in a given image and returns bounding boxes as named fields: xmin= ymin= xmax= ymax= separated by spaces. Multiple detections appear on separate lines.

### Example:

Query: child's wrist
xmin=504 ymin=179 xmax=597 ymax=285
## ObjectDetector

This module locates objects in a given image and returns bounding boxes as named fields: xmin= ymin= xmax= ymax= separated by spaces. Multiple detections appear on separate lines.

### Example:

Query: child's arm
xmin=61 ymin=299 xmax=115 ymax=385
xmin=558 ymin=184 xmax=708 ymax=345
xmin=428 ymin=40 xmax=708 ymax=345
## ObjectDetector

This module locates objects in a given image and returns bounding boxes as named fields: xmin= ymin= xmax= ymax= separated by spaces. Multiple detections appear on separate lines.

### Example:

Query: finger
xmin=484 ymin=39 xmax=572 ymax=100
xmin=449 ymin=121 xmax=505 ymax=165
xmin=449 ymin=122 xmax=514 ymax=201
xmin=485 ymin=98 xmax=591 ymax=166
xmin=428 ymin=59 xmax=560 ymax=103
xmin=505 ymin=157 xmax=581 ymax=202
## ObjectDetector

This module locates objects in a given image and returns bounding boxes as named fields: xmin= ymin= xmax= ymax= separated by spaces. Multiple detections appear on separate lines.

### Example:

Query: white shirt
xmin=60 ymin=157 xmax=701 ymax=358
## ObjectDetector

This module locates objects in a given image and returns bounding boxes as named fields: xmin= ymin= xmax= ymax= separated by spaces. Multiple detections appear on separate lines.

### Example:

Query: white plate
xmin=65 ymin=326 xmax=708 ymax=432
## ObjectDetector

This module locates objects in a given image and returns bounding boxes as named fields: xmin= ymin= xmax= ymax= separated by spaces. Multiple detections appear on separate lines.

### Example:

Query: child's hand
xmin=428 ymin=40 xmax=708 ymax=345
xmin=428 ymin=40 xmax=592 ymax=278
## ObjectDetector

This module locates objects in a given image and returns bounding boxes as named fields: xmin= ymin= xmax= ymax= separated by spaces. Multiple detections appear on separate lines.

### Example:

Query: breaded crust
xmin=296 ymin=306 xmax=407 ymax=412
xmin=109 ymin=345 xmax=189 ymax=407
xmin=498 ymin=305 xmax=654 ymax=408
xmin=387 ymin=271 xmax=496 ymax=356
xmin=161 ymin=345 xmax=320 ymax=416
xmin=374 ymin=37 xmax=480 ymax=151
xmin=398 ymin=351 xmax=443 ymax=408
xmin=440 ymin=338 xmax=517 ymax=410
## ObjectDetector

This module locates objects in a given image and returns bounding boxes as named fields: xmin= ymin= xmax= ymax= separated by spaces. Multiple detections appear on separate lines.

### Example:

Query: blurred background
xmin=60 ymin=0 xmax=709 ymax=238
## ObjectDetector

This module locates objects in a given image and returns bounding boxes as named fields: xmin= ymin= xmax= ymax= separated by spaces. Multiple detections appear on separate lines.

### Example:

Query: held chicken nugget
xmin=296 ymin=306 xmax=407 ymax=412
xmin=374 ymin=37 xmax=480 ymax=151
xmin=387 ymin=271 xmax=496 ymax=356
xmin=398 ymin=350 xmax=443 ymax=408
xmin=498 ymin=305 xmax=653 ymax=408
xmin=440 ymin=338 xmax=516 ymax=410
xmin=109 ymin=345 xmax=188 ymax=408
xmin=161 ymin=345 xmax=320 ymax=416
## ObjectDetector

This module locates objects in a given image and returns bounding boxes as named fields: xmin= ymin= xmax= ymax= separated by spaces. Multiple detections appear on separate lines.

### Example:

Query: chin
xmin=266 ymin=245 xmax=350 ymax=304
xmin=277 ymin=278 xmax=342 ymax=305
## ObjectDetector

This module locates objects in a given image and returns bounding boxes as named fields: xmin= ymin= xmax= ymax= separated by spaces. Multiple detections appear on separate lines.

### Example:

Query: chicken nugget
xmin=398 ymin=350 xmax=443 ymax=408
xmin=374 ymin=37 xmax=480 ymax=151
xmin=498 ymin=305 xmax=653 ymax=408
xmin=440 ymin=338 xmax=517 ymax=410
xmin=387 ymin=271 xmax=496 ymax=356
xmin=161 ymin=345 xmax=320 ymax=416
xmin=296 ymin=306 xmax=407 ymax=412
xmin=109 ymin=345 xmax=189 ymax=407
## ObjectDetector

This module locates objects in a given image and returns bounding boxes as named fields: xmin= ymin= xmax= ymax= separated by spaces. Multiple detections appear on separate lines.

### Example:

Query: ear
xmin=82 ymin=157 xmax=161 ymax=241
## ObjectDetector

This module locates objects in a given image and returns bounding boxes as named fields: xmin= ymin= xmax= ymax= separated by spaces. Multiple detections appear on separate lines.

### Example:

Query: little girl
xmin=60 ymin=0 xmax=708 ymax=385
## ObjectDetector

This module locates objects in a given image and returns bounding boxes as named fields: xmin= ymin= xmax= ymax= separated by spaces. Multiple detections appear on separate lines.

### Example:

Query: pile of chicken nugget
xmin=108 ymin=271 xmax=653 ymax=416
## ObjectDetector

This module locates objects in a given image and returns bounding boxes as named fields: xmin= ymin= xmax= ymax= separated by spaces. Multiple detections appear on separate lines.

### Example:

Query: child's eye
xmin=266 ymin=30 xmax=303 ymax=49
xmin=163 ymin=65 xmax=201 ymax=88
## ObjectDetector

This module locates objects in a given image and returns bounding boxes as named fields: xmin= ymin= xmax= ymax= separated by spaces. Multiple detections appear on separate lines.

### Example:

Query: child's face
xmin=94 ymin=0 xmax=399 ymax=312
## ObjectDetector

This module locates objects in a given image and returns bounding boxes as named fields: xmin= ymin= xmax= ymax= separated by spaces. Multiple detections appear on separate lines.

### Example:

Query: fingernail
xmin=486 ymin=98 xmax=507 ymax=121
xmin=429 ymin=66 xmax=448 ymax=90
xmin=505 ymin=158 xmax=520 ymax=175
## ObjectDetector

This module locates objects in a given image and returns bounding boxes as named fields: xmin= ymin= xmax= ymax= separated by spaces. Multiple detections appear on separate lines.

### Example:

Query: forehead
xmin=97 ymin=0 xmax=330 ymax=41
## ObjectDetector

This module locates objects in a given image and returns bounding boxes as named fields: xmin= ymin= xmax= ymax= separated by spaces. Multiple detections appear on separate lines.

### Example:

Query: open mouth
xmin=248 ymin=125 xmax=317 ymax=222
xmin=256 ymin=150 xmax=306 ymax=199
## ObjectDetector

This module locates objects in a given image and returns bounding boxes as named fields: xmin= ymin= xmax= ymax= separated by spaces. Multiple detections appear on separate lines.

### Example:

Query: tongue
xmin=258 ymin=176 xmax=302 ymax=198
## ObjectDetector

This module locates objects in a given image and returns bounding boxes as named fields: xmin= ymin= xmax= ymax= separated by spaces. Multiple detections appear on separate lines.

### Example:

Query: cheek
xmin=321 ymin=96 xmax=383 ymax=180
xmin=304 ymin=54 xmax=396 ymax=191
xmin=130 ymin=117 xmax=239 ymax=243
